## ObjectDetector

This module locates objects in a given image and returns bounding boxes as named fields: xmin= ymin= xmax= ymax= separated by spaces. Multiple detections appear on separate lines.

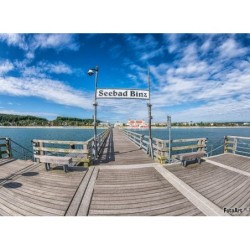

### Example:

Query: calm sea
xmin=0 ymin=128 xmax=104 ymax=160
xmin=132 ymin=127 xmax=250 ymax=156
xmin=1 ymin=127 xmax=250 ymax=159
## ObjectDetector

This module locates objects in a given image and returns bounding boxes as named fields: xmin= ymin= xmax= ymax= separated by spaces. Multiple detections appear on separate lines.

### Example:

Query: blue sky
xmin=0 ymin=33 xmax=250 ymax=123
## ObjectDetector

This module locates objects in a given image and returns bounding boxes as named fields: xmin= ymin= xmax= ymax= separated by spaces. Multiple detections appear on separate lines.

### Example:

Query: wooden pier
xmin=97 ymin=128 xmax=154 ymax=165
xmin=0 ymin=129 xmax=250 ymax=216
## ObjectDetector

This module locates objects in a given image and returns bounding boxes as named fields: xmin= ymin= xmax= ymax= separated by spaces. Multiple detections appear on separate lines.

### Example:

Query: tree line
xmin=0 ymin=114 xmax=101 ymax=126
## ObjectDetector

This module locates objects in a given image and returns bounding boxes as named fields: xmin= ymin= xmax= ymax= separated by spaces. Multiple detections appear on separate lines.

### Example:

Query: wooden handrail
xmin=224 ymin=136 xmax=250 ymax=155
xmin=0 ymin=137 xmax=11 ymax=159
xmin=123 ymin=129 xmax=207 ymax=164
xmin=32 ymin=128 xmax=111 ymax=166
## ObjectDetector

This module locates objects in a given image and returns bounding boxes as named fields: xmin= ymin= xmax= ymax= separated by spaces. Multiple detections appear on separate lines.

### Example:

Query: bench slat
xmin=35 ymin=155 xmax=72 ymax=164
xmin=177 ymin=152 xmax=205 ymax=161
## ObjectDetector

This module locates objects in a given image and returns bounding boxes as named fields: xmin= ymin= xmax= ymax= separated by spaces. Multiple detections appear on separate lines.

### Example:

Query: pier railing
xmin=32 ymin=128 xmax=111 ymax=166
xmin=0 ymin=137 xmax=12 ymax=159
xmin=123 ymin=130 xmax=207 ymax=163
xmin=224 ymin=136 xmax=250 ymax=157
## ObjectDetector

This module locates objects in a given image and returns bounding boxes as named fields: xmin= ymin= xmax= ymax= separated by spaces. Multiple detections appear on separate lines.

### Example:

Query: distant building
xmin=114 ymin=122 xmax=124 ymax=127
xmin=127 ymin=120 xmax=148 ymax=129
xmin=99 ymin=122 xmax=110 ymax=127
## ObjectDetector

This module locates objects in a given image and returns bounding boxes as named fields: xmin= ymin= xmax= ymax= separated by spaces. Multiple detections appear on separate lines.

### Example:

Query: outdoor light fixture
xmin=88 ymin=66 xmax=99 ymax=162
xmin=87 ymin=69 xmax=95 ymax=76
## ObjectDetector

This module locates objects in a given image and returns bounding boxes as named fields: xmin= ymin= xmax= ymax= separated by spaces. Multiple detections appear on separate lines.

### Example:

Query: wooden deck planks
xmin=1 ymin=149 xmax=250 ymax=216
xmin=97 ymin=128 xmax=154 ymax=165
xmin=88 ymin=167 xmax=203 ymax=216
xmin=155 ymin=165 xmax=227 ymax=216
xmin=65 ymin=167 xmax=95 ymax=216
xmin=0 ymin=160 xmax=87 ymax=216
xmin=165 ymin=159 xmax=250 ymax=216
xmin=209 ymin=154 xmax=250 ymax=173
xmin=77 ymin=167 xmax=99 ymax=216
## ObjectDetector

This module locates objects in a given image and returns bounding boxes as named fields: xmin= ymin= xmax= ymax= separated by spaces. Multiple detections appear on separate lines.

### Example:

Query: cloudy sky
xmin=0 ymin=33 xmax=250 ymax=123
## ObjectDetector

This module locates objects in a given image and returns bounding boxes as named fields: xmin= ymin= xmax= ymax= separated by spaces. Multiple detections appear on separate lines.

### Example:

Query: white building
xmin=127 ymin=120 xmax=148 ymax=129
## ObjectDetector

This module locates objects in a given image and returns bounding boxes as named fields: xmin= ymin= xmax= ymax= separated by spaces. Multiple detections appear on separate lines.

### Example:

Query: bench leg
xmin=63 ymin=165 xmax=68 ymax=173
xmin=197 ymin=158 xmax=201 ymax=164
xmin=182 ymin=160 xmax=187 ymax=167
xmin=45 ymin=163 xmax=49 ymax=171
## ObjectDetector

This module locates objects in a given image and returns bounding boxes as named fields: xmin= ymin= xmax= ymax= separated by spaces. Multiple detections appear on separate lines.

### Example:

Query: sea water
xmin=131 ymin=127 xmax=250 ymax=156
xmin=0 ymin=127 xmax=104 ymax=160
xmin=1 ymin=127 xmax=250 ymax=159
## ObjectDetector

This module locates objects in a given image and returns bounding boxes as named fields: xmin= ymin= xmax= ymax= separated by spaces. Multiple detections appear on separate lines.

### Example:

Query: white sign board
xmin=96 ymin=88 xmax=149 ymax=100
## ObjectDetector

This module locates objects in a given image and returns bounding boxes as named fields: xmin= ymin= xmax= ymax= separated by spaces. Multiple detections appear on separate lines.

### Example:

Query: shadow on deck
xmin=96 ymin=128 xmax=154 ymax=165
xmin=0 ymin=153 xmax=249 ymax=216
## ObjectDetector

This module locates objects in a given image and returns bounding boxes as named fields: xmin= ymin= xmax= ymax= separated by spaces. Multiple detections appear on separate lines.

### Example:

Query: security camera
xmin=88 ymin=69 xmax=95 ymax=76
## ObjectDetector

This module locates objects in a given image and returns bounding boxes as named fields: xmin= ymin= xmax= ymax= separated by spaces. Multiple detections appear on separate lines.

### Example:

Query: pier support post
xmin=224 ymin=136 xmax=228 ymax=153
xmin=6 ymin=138 xmax=12 ymax=158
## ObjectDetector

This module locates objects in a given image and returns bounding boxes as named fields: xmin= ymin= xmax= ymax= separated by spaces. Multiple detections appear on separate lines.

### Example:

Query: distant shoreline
xmin=1 ymin=126 xmax=250 ymax=129
xmin=0 ymin=126 xmax=97 ymax=129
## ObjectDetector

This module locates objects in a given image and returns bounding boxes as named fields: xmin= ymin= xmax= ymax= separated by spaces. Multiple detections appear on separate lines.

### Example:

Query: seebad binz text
xmin=96 ymin=89 xmax=149 ymax=100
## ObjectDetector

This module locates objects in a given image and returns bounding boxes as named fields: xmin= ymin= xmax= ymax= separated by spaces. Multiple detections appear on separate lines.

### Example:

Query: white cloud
xmin=163 ymin=34 xmax=180 ymax=53
xmin=14 ymin=60 xmax=74 ymax=77
xmin=44 ymin=62 xmax=73 ymax=74
xmin=0 ymin=34 xmax=80 ymax=59
xmin=218 ymin=38 xmax=248 ymax=59
xmin=0 ymin=34 xmax=27 ymax=50
xmin=0 ymin=60 xmax=14 ymax=75
xmin=140 ymin=47 xmax=164 ymax=60
xmin=125 ymin=34 xmax=159 ymax=51
xmin=172 ymin=97 xmax=250 ymax=122
xmin=125 ymin=34 xmax=164 ymax=61
xmin=0 ymin=76 xmax=92 ymax=110
xmin=31 ymin=34 xmax=79 ymax=51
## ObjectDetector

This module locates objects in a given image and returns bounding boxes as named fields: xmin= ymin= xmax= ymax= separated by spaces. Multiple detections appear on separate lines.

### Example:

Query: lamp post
xmin=167 ymin=115 xmax=171 ymax=163
xmin=88 ymin=66 xmax=99 ymax=162
xmin=147 ymin=68 xmax=154 ymax=159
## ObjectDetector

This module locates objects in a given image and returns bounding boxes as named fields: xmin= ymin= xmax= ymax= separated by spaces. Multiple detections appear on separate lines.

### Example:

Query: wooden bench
xmin=176 ymin=152 xmax=205 ymax=167
xmin=35 ymin=155 xmax=72 ymax=172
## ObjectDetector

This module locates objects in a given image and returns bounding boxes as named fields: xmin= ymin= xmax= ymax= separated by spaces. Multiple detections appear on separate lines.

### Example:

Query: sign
xmin=96 ymin=88 xmax=149 ymax=100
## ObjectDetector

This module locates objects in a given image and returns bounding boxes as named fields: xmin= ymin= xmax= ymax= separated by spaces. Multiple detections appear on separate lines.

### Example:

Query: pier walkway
xmin=97 ymin=128 xmax=154 ymax=165
xmin=0 ymin=129 xmax=250 ymax=216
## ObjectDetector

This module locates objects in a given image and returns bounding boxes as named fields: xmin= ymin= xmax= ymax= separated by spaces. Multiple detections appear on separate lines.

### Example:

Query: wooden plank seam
xmin=154 ymin=165 xmax=229 ymax=216
xmin=205 ymin=159 xmax=250 ymax=178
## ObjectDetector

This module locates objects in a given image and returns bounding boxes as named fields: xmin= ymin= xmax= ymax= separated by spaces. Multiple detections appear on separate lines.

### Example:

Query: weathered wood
xmin=172 ymin=145 xmax=205 ymax=151
xmin=32 ymin=128 xmax=111 ymax=167
xmin=33 ymin=139 xmax=89 ymax=145
xmin=227 ymin=136 xmax=250 ymax=140
xmin=0 ymin=160 xmax=87 ymax=216
xmin=155 ymin=165 xmax=228 ymax=216
xmin=1 ymin=152 xmax=250 ymax=216
xmin=35 ymin=155 xmax=72 ymax=165
xmin=88 ymin=166 xmax=203 ymax=216
xmin=224 ymin=136 xmax=250 ymax=155
xmin=206 ymin=154 xmax=250 ymax=176
xmin=98 ymin=128 xmax=154 ymax=165
xmin=65 ymin=167 xmax=94 ymax=216
xmin=123 ymin=129 xmax=207 ymax=163
xmin=33 ymin=147 xmax=87 ymax=154
xmin=165 ymin=156 xmax=250 ymax=216
xmin=77 ymin=167 xmax=99 ymax=216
